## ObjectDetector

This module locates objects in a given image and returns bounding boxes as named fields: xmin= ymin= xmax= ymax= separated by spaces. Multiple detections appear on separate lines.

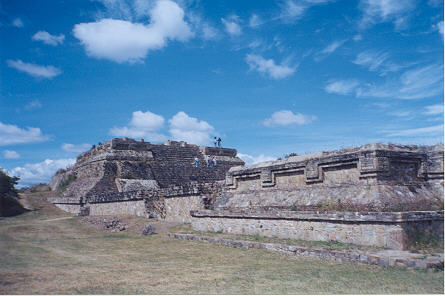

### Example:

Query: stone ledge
xmin=48 ymin=197 xmax=83 ymax=204
xmin=166 ymin=233 xmax=444 ymax=270
xmin=190 ymin=209 xmax=444 ymax=223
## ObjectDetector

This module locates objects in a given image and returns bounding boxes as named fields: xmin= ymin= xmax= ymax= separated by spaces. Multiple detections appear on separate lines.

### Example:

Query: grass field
xmin=0 ymin=192 xmax=443 ymax=294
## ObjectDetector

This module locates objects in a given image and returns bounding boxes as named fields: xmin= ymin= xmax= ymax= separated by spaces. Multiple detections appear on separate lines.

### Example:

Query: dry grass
xmin=0 ymin=192 xmax=443 ymax=294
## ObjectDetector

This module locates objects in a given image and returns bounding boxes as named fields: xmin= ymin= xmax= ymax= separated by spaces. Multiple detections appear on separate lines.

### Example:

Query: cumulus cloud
xmin=7 ymin=60 xmax=62 ymax=79
xmin=62 ymin=143 xmax=92 ymax=153
xmin=246 ymin=54 xmax=296 ymax=79
xmin=169 ymin=111 xmax=214 ymax=145
xmin=325 ymin=79 xmax=360 ymax=95
xmin=237 ymin=153 xmax=276 ymax=166
xmin=221 ymin=15 xmax=242 ymax=36
xmin=12 ymin=18 xmax=24 ymax=28
xmin=424 ymin=104 xmax=444 ymax=115
xmin=3 ymin=150 xmax=20 ymax=159
xmin=8 ymin=158 xmax=76 ymax=187
xmin=263 ymin=110 xmax=316 ymax=127
xmin=359 ymin=0 xmax=415 ymax=29
xmin=110 ymin=110 xmax=167 ymax=141
xmin=73 ymin=0 xmax=193 ymax=63
xmin=0 ymin=122 xmax=50 ymax=146
xmin=32 ymin=31 xmax=65 ymax=46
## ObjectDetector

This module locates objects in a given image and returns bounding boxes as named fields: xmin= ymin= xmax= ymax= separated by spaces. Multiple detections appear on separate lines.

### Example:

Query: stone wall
xmin=89 ymin=200 xmax=147 ymax=217
xmin=164 ymin=195 xmax=205 ymax=223
xmin=53 ymin=204 xmax=81 ymax=214
xmin=191 ymin=209 xmax=444 ymax=250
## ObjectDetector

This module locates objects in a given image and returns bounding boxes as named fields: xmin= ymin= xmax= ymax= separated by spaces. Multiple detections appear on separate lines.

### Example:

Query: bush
xmin=0 ymin=169 xmax=27 ymax=217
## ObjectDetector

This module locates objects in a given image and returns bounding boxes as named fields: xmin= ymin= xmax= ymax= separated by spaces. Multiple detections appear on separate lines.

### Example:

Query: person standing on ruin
xmin=194 ymin=157 xmax=199 ymax=167
xmin=206 ymin=155 xmax=211 ymax=167
xmin=213 ymin=137 xmax=217 ymax=147
xmin=211 ymin=156 xmax=217 ymax=167
xmin=217 ymin=137 xmax=222 ymax=148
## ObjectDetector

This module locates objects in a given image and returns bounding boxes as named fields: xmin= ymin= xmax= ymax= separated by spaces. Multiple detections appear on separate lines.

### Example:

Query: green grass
xmin=0 ymin=192 xmax=443 ymax=294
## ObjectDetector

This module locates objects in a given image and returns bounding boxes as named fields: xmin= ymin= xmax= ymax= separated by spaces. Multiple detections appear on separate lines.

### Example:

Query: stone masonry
xmin=49 ymin=137 xmax=244 ymax=217
xmin=190 ymin=143 xmax=444 ymax=250
xmin=50 ymin=140 xmax=444 ymax=250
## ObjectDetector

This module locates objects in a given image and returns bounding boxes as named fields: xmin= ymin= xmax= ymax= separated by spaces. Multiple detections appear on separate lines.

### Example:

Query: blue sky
xmin=0 ymin=0 xmax=443 ymax=186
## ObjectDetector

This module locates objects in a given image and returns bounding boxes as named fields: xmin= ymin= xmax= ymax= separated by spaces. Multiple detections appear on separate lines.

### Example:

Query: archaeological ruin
xmin=50 ymin=138 xmax=444 ymax=251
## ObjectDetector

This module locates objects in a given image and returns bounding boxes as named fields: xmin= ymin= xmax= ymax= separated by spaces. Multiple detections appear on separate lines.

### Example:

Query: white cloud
xmin=169 ymin=111 xmax=214 ymax=145
xmin=359 ymin=0 xmax=415 ymax=29
xmin=12 ymin=18 xmax=24 ymax=28
xmin=424 ymin=104 xmax=444 ymax=115
xmin=263 ymin=110 xmax=316 ymax=127
xmin=353 ymin=50 xmax=388 ymax=71
xmin=277 ymin=0 xmax=331 ymax=23
xmin=8 ymin=158 xmax=76 ymax=187
xmin=62 ymin=143 xmax=92 ymax=153
xmin=221 ymin=15 xmax=242 ymax=36
xmin=3 ymin=150 xmax=20 ymax=159
xmin=237 ymin=153 xmax=276 ymax=166
xmin=249 ymin=14 xmax=262 ymax=28
xmin=110 ymin=110 xmax=167 ymax=142
xmin=353 ymin=50 xmax=401 ymax=75
xmin=246 ymin=54 xmax=296 ymax=79
xmin=24 ymin=100 xmax=42 ymax=110
xmin=357 ymin=63 xmax=444 ymax=99
xmin=202 ymin=23 xmax=218 ymax=40
xmin=73 ymin=0 xmax=193 ymax=63
xmin=388 ymin=110 xmax=412 ymax=117
xmin=435 ymin=21 xmax=444 ymax=39
xmin=32 ymin=31 xmax=65 ymax=46
xmin=7 ymin=60 xmax=62 ymax=79
xmin=278 ymin=0 xmax=307 ymax=22
xmin=0 ymin=122 xmax=50 ymax=146
xmin=385 ymin=125 xmax=443 ymax=137
xmin=314 ymin=39 xmax=347 ymax=61
xmin=353 ymin=34 xmax=363 ymax=41
xmin=325 ymin=79 xmax=360 ymax=95
xmin=320 ymin=39 xmax=346 ymax=54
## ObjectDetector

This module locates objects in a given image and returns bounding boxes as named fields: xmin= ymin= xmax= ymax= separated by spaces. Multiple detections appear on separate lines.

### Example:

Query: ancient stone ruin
xmin=50 ymin=138 xmax=444 ymax=251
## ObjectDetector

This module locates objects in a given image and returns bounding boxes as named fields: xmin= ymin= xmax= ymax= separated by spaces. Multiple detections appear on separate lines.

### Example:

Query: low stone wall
xmin=190 ymin=209 xmax=444 ymax=250
xmin=89 ymin=200 xmax=147 ymax=217
xmin=167 ymin=233 xmax=444 ymax=270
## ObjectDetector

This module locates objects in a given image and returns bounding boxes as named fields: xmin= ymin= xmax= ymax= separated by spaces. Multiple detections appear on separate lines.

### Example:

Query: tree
xmin=0 ymin=169 xmax=26 ymax=217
